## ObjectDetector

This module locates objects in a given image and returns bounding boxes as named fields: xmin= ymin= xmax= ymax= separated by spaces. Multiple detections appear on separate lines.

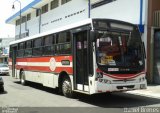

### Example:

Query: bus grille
xmin=117 ymin=85 xmax=135 ymax=89
xmin=112 ymin=79 xmax=136 ymax=84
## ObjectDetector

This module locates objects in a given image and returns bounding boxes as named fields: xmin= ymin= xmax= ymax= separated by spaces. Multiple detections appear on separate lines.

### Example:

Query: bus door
xmin=12 ymin=46 xmax=17 ymax=77
xmin=73 ymin=30 xmax=89 ymax=92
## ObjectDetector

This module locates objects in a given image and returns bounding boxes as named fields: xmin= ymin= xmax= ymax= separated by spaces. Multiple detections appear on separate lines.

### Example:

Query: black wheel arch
xmin=58 ymin=71 xmax=71 ymax=91
xmin=19 ymin=68 xmax=24 ymax=79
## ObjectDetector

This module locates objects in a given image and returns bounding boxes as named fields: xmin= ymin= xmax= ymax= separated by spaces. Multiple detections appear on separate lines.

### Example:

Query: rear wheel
xmin=62 ymin=77 xmax=73 ymax=98
xmin=20 ymin=71 xmax=26 ymax=85
xmin=0 ymin=86 xmax=4 ymax=92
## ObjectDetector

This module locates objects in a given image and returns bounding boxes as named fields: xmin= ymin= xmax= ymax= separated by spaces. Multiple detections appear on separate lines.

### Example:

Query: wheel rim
xmin=21 ymin=77 xmax=25 ymax=84
xmin=62 ymin=80 xmax=71 ymax=96
xmin=20 ymin=71 xmax=25 ymax=84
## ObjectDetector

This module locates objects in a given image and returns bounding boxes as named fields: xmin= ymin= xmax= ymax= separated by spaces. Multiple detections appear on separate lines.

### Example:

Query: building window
xmin=22 ymin=16 xmax=26 ymax=23
xmin=61 ymin=0 xmax=71 ymax=5
xmin=51 ymin=0 xmax=59 ymax=10
xmin=27 ymin=13 xmax=31 ymax=21
xmin=42 ymin=4 xmax=48 ymax=14
xmin=36 ymin=9 xmax=41 ymax=17
xmin=16 ymin=19 xmax=20 ymax=26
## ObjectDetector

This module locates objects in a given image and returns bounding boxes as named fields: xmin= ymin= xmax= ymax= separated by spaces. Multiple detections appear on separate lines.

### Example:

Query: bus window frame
xmin=17 ymin=42 xmax=25 ymax=58
xmin=43 ymin=34 xmax=56 ymax=56
xmin=24 ymin=40 xmax=33 ymax=57
xmin=32 ymin=37 xmax=43 ymax=57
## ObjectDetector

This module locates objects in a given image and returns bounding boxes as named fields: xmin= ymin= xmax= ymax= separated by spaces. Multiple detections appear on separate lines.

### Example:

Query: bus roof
xmin=10 ymin=18 xmax=136 ymax=45
xmin=10 ymin=18 xmax=92 ymax=45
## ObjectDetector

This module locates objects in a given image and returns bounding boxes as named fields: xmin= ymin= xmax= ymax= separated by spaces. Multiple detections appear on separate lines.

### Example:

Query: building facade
xmin=6 ymin=0 xmax=160 ymax=84
xmin=0 ymin=38 xmax=15 ymax=63
xmin=6 ymin=0 xmax=147 ymax=39
xmin=147 ymin=0 xmax=160 ymax=84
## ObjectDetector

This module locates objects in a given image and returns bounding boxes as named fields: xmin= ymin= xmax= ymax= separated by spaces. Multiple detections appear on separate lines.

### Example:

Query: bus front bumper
xmin=95 ymin=80 xmax=147 ymax=93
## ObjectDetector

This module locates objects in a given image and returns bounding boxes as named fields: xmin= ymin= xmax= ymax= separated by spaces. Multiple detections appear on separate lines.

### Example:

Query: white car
xmin=0 ymin=64 xmax=9 ymax=75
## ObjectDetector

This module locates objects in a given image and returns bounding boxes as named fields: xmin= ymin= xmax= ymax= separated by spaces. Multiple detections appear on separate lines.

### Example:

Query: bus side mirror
xmin=90 ymin=30 xmax=97 ymax=42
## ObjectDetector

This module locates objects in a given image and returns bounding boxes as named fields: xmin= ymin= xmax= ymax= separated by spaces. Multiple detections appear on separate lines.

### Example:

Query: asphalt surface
xmin=0 ymin=76 xmax=160 ymax=113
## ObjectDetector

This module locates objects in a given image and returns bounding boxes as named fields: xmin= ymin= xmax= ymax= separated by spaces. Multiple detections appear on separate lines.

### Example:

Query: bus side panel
xmin=23 ymin=71 xmax=57 ymax=88
xmin=15 ymin=56 xmax=73 ymax=88
xmin=42 ymin=72 xmax=56 ymax=88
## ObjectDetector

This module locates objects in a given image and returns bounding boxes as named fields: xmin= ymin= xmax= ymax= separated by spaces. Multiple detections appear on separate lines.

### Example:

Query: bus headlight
xmin=142 ymin=77 xmax=145 ymax=81
xmin=104 ymin=79 xmax=111 ymax=84
xmin=139 ymin=77 xmax=146 ymax=82
xmin=97 ymin=72 xmax=103 ymax=78
xmin=98 ymin=78 xmax=111 ymax=84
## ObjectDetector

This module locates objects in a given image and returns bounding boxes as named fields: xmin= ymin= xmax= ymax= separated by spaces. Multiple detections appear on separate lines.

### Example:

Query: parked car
xmin=0 ymin=76 xmax=4 ymax=92
xmin=0 ymin=63 xmax=9 ymax=75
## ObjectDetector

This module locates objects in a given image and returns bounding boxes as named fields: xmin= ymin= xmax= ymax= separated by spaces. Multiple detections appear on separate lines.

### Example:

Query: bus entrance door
xmin=73 ymin=30 xmax=89 ymax=92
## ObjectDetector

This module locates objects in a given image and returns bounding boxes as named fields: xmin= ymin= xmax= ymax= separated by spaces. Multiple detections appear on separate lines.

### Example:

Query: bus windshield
xmin=96 ymin=30 xmax=144 ymax=69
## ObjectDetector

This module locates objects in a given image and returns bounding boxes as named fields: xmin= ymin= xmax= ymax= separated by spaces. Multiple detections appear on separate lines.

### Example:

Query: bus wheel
xmin=20 ymin=71 xmax=26 ymax=85
xmin=0 ymin=86 xmax=4 ymax=92
xmin=62 ymin=77 xmax=73 ymax=98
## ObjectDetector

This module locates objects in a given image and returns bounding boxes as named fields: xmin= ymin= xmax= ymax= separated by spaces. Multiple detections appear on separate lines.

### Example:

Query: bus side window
xmin=24 ymin=40 xmax=32 ymax=57
xmin=56 ymin=31 xmax=71 ymax=55
xmin=17 ymin=42 xmax=24 ymax=58
xmin=43 ymin=34 xmax=55 ymax=56
xmin=32 ymin=37 xmax=43 ymax=56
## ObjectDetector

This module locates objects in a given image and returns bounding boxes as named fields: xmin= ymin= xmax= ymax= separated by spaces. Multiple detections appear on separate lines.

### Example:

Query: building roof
xmin=5 ymin=0 xmax=42 ymax=24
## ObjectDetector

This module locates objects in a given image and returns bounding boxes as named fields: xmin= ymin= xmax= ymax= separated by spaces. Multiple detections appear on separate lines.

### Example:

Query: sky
xmin=0 ymin=0 xmax=32 ymax=38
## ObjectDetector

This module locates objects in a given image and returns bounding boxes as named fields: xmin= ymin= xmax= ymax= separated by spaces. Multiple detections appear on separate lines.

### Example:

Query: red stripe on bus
xmin=16 ymin=56 xmax=73 ymax=62
xmin=104 ymin=72 xmax=145 ymax=79
xmin=55 ymin=67 xmax=73 ymax=74
xmin=96 ymin=68 xmax=145 ymax=79
xmin=16 ymin=65 xmax=73 ymax=74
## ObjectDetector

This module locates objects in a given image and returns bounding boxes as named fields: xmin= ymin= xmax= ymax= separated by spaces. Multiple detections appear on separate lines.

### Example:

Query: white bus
xmin=9 ymin=18 xmax=147 ymax=97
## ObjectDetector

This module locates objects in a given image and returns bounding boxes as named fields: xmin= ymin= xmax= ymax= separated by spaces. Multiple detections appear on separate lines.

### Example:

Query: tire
xmin=0 ymin=86 xmax=4 ymax=92
xmin=20 ymin=71 xmax=26 ymax=85
xmin=61 ymin=77 xmax=73 ymax=98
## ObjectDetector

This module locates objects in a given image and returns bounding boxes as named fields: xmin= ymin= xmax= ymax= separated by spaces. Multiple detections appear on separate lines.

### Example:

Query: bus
xmin=9 ymin=18 xmax=147 ymax=97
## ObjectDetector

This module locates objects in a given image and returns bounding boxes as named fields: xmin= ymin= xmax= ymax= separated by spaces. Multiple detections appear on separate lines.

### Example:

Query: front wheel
xmin=0 ymin=86 xmax=4 ymax=92
xmin=20 ymin=71 xmax=26 ymax=85
xmin=62 ymin=77 xmax=73 ymax=98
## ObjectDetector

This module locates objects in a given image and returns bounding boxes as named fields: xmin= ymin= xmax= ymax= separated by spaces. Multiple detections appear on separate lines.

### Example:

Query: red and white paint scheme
xmin=9 ymin=56 xmax=73 ymax=89
xmin=95 ymin=68 xmax=146 ymax=93
xmin=9 ymin=18 xmax=147 ymax=97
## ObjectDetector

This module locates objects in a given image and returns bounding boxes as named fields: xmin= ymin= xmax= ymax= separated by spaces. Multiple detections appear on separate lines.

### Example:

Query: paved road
xmin=0 ymin=76 xmax=160 ymax=113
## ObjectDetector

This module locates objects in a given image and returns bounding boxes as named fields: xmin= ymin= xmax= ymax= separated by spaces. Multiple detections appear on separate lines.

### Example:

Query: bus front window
xmin=96 ymin=31 xmax=144 ymax=69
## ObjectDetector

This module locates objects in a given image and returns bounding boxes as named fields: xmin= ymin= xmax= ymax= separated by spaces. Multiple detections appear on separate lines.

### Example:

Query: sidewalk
xmin=127 ymin=85 xmax=160 ymax=99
